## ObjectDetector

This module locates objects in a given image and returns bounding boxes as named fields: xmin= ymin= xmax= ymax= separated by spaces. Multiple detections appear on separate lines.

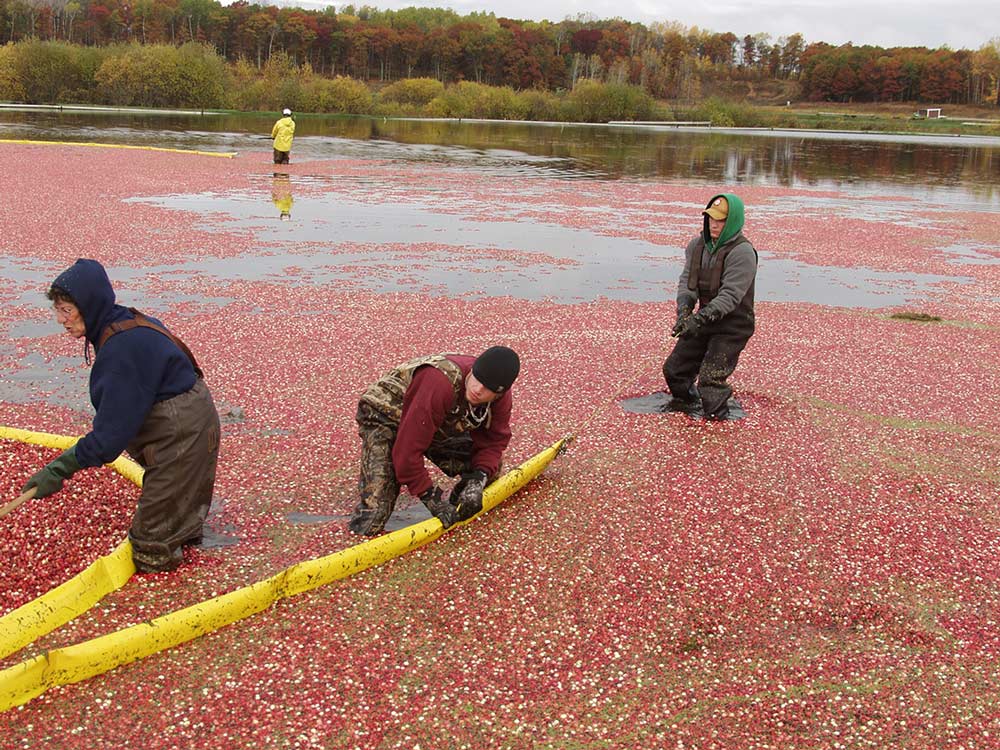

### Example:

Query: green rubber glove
xmin=22 ymin=446 xmax=81 ymax=499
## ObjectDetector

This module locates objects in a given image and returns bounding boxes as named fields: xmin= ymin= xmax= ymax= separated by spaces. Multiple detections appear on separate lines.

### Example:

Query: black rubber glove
xmin=453 ymin=469 xmax=488 ymax=522
xmin=671 ymin=303 xmax=694 ymax=337
xmin=677 ymin=309 xmax=721 ymax=339
xmin=22 ymin=446 xmax=81 ymax=499
xmin=419 ymin=485 xmax=457 ymax=528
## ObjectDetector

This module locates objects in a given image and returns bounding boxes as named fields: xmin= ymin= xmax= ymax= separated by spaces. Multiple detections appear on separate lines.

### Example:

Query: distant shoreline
xmin=404 ymin=116 xmax=1000 ymax=145
xmin=0 ymin=103 xmax=218 ymax=116
xmin=3 ymin=103 xmax=1000 ymax=147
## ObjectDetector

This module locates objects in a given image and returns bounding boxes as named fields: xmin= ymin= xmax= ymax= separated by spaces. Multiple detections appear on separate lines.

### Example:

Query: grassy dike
xmin=670 ymin=99 xmax=1000 ymax=136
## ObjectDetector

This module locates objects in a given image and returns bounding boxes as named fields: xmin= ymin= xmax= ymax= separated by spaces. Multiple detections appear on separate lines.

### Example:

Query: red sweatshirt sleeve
xmin=392 ymin=366 xmax=456 ymax=496
xmin=471 ymin=389 xmax=512 ymax=476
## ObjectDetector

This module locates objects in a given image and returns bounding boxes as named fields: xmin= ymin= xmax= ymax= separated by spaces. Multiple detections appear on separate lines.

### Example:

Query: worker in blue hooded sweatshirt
xmin=663 ymin=193 xmax=758 ymax=420
xmin=21 ymin=259 xmax=221 ymax=572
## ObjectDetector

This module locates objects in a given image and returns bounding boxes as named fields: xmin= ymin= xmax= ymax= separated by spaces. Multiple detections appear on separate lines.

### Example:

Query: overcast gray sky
xmin=327 ymin=0 xmax=997 ymax=51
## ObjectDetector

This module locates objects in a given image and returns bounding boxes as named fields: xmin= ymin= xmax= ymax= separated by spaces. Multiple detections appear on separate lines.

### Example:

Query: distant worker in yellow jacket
xmin=271 ymin=108 xmax=295 ymax=164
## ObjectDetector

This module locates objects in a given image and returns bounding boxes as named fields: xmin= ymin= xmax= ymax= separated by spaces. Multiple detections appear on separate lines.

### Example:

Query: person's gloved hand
xmin=452 ymin=469 xmax=488 ymax=522
xmin=671 ymin=304 xmax=694 ymax=337
xmin=419 ymin=485 xmax=457 ymax=528
xmin=22 ymin=446 xmax=80 ymax=499
xmin=676 ymin=309 xmax=721 ymax=339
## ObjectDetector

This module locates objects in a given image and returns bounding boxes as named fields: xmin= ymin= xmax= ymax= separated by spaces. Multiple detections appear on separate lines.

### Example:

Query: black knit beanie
xmin=472 ymin=346 xmax=520 ymax=393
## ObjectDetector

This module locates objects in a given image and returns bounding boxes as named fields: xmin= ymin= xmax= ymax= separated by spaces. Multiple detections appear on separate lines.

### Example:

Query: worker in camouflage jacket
xmin=664 ymin=193 xmax=758 ymax=420
xmin=349 ymin=346 xmax=520 ymax=536
xmin=21 ymin=259 xmax=221 ymax=573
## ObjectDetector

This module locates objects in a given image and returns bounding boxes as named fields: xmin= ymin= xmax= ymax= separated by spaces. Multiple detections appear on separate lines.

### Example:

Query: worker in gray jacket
xmin=663 ymin=193 xmax=757 ymax=420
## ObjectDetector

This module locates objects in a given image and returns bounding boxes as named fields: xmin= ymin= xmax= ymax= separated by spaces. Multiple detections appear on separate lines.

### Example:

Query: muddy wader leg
xmin=349 ymin=403 xmax=401 ymax=536
xmin=127 ymin=380 xmax=220 ymax=573
xmin=426 ymin=433 xmax=474 ymax=479
xmin=428 ymin=435 xmax=503 ymax=503
xmin=697 ymin=319 xmax=754 ymax=419
xmin=664 ymin=335 xmax=709 ymax=403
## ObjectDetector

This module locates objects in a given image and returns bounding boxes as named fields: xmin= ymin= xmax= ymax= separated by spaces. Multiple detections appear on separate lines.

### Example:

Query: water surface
xmin=3 ymin=110 xmax=999 ymax=204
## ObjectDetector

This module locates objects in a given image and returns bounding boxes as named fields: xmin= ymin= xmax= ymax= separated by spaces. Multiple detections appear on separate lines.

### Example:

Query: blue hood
xmin=52 ymin=259 xmax=122 ymax=347
xmin=50 ymin=259 xmax=201 ymax=468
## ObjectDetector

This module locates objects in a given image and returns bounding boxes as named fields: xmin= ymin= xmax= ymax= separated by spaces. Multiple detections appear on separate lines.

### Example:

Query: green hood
xmin=703 ymin=192 xmax=745 ymax=252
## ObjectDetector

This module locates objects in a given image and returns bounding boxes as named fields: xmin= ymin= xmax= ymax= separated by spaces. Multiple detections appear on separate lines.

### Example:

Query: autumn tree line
xmin=1 ymin=0 xmax=998 ymax=117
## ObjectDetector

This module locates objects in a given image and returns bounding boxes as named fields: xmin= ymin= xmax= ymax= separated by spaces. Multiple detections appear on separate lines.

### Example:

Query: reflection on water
xmin=271 ymin=172 xmax=294 ymax=221
xmin=0 ymin=351 xmax=91 ymax=409
xmin=126 ymin=187 xmax=975 ymax=308
xmin=1 ymin=109 xmax=996 ymax=312
xmin=1 ymin=110 xmax=999 ymax=205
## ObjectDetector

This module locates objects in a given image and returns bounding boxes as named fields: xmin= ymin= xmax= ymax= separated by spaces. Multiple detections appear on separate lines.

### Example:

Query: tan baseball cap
xmin=703 ymin=196 xmax=729 ymax=220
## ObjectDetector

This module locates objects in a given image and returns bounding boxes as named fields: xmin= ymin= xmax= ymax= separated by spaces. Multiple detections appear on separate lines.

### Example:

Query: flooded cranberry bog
xmin=0 ymin=132 xmax=998 ymax=748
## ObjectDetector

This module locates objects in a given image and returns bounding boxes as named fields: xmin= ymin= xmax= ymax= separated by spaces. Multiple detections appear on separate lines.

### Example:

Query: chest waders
xmin=98 ymin=310 xmax=220 ymax=572
xmin=664 ymin=239 xmax=757 ymax=419
xmin=350 ymin=356 xmax=490 ymax=536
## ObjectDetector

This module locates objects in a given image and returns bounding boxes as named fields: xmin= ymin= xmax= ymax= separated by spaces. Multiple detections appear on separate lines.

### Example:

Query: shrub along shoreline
xmin=2 ymin=40 xmax=997 ymax=134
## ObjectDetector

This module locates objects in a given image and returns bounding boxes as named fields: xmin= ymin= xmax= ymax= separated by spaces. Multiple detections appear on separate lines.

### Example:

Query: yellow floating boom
xmin=0 ymin=429 xmax=566 ymax=712
xmin=0 ymin=427 xmax=142 ymax=660
xmin=0 ymin=139 xmax=236 ymax=158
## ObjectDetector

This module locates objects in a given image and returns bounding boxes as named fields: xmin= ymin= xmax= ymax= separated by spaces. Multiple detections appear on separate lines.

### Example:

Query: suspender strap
xmin=687 ymin=237 xmax=758 ymax=298
xmin=97 ymin=308 xmax=204 ymax=378
xmin=687 ymin=242 xmax=703 ymax=292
